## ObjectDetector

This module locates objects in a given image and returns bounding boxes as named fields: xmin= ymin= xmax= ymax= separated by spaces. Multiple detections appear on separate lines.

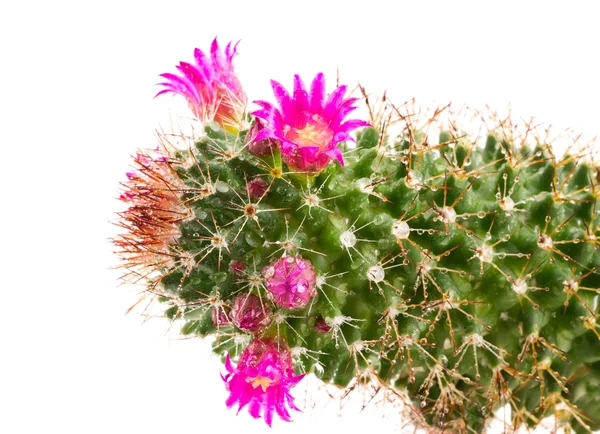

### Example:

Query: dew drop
xmin=263 ymin=266 xmax=275 ymax=278
xmin=373 ymin=214 xmax=386 ymax=225
xmin=215 ymin=181 xmax=230 ymax=193
xmin=477 ymin=211 xmax=486 ymax=219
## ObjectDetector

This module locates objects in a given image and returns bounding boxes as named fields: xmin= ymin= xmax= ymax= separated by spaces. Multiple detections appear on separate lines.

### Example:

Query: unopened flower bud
xmin=262 ymin=256 xmax=317 ymax=309
xmin=246 ymin=119 xmax=280 ymax=157
xmin=230 ymin=293 xmax=272 ymax=333
xmin=246 ymin=177 xmax=268 ymax=200
xmin=211 ymin=305 xmax=231 ymax=327
xmin=314 ymin=315 xmax=331 ymax=333
xmin=229 ymin=260 xmax=247 ymax=275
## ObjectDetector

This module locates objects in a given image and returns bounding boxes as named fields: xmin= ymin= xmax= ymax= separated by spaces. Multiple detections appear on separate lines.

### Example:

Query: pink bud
xmin=229 ymin=260 xmax=247 ymax=275
xmin=314 ymin=315 xmax=331 ymax=333
xmin=211 ymin=305 xmax=231 ymax=327
xmin=230 ymin=293 xmax=272 ymax=333
xmin=246 ymin=177 xmax=268 ymax=199
xmin=246 ymin=119 xmax=280 ymax=157
xmin=262 ymin=256 xmax=317 ymax=309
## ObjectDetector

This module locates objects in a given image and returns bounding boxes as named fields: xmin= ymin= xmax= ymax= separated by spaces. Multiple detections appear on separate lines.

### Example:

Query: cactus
xmin=113 ymin=39 xmax=600 ymax=433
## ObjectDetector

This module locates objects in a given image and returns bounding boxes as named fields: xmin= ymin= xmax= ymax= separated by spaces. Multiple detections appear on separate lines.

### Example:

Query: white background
xmin=1 ymin=1 xmax=599 ymax=433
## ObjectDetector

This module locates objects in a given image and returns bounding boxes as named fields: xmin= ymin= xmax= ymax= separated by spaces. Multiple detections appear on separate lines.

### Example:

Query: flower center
xmin=288 ymin=116 xmax=333 ymax=149
xmin=247 ymin=375 xmax=273 ymax=392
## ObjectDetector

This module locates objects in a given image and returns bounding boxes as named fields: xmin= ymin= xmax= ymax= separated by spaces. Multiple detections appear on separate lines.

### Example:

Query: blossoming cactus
xmin=114 ymin=38 xmax=600 ymax=433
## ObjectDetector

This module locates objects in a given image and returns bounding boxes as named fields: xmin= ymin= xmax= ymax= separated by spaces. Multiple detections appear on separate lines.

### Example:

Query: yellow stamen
xmin=296 ymin=124 xmax=318 ymax=142
xmin=247 ymin=375 xmax=273 ymax=392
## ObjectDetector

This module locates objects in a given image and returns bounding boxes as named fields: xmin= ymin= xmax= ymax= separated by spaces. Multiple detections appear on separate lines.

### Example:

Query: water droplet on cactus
xmin=245 ymin=232 xmax=262 ymax=247
xmin=211 ymin=272 xmax=227 ymax=283
xmin=263 ymin=266 xmax=275 ymax=278
xmin=350 ymin=259 xmax=364 ymax=270
xmin=405 ymin=170 xmax=423 ymax=189
xmin=477 ymin=211 xmax=486 ymax=219
xmin=373 ymin=214 xmax=386 ymax=225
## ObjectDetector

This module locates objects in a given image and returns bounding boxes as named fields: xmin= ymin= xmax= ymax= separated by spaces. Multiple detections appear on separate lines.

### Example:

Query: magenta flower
xmin=252 ymin=73 xmax=369 ymax=174
xmin=156 ymin=38 xmax=247 ymax=131
xmin=262 ymin=256 xmax=317 ymax=309
xmin=223 ymin=338 xmax=304 ymax=426
xmin=230 ymin=293 xmax=272 ymax=333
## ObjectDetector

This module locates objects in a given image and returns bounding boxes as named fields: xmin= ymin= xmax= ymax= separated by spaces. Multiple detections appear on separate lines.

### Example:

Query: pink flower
xmin=156 ymin=38 xmax=247 ymax=131
xmin=252 ymin=73 xmax=369 ymax=174
xmin=230 ymin=293 xmax=273 ymax=333
xmin=223 ymin=338 xmax=304 ymax=426
xmin=262 ymin=256 xmax=316 ymax=309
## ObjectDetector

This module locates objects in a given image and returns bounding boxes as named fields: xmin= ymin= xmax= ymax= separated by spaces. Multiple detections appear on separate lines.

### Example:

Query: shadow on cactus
xmin=113 ymin=38 xmax=600 ymax=433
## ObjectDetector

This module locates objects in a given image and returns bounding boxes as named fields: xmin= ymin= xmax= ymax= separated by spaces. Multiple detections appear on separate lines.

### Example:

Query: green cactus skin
xmin=116 ymin=101 xmax=600 ymax=433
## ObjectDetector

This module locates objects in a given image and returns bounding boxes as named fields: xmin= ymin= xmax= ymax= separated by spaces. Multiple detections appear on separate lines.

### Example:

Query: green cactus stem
xmin=114 ymin=40 xmax=600 ymax=433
